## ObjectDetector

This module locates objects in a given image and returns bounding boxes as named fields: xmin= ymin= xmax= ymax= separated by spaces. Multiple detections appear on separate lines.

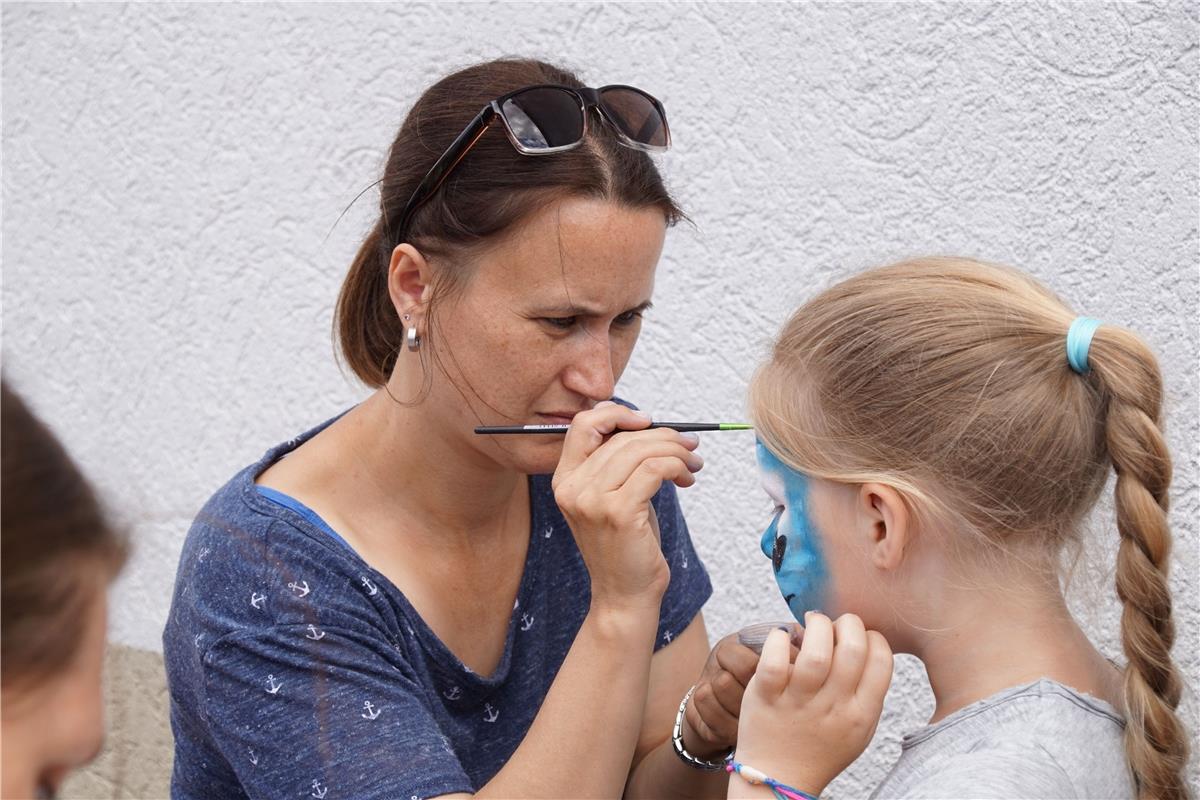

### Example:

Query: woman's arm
xmin=457 ymin=600 xmax=662 ymax=799
xmin=622 ymin=614 xmax=729 ymax=800
xmin=451 ymin=402 xmax=703 ymax=799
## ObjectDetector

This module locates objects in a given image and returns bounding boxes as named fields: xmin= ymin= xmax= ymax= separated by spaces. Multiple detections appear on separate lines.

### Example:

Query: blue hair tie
xmin=1066 ymin=317 xmax=1102 ymax=374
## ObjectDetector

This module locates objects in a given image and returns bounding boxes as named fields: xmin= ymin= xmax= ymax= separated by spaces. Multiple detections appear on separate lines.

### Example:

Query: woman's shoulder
xmin=166 ymin=417 xmax=387 ymax=644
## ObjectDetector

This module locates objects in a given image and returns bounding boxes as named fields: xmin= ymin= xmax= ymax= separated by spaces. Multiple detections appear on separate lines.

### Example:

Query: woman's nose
xmin=563 ymin=335 xmax=616 ymax=401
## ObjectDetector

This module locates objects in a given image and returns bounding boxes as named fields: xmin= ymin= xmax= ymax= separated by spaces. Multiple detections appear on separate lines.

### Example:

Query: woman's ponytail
xmin=334 ymin=220 xmax=401 ymax=388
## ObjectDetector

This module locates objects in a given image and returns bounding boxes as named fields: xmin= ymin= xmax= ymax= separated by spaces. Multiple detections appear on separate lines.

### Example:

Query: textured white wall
xmin=4 ymin=2 xmax=1197 ymax=795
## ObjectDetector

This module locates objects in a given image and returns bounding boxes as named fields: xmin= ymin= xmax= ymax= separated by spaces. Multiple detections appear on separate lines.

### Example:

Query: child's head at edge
xmin=747 ymin=256 xmax=1187 ymax=799
xmin=1 ymin=379 xmax=129 ymax=797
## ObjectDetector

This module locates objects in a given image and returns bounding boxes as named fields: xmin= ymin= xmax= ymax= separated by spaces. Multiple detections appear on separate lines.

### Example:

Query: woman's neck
xmin=909 ymin=570 xmax=1122 ymax=724
xmin=341 ymin=388 xmax=526 ymax=545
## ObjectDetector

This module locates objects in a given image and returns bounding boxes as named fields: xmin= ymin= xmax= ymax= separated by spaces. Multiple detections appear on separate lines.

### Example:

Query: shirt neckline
xmin=235 ymin=409 xmax=550 ymax=691
xmin=902 ymin=677 xmax=1125 ymax=750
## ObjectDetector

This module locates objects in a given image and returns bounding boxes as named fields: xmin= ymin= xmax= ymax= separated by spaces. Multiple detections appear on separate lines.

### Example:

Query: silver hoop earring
xmin=405 ymin=317 xmax=420 ymax=351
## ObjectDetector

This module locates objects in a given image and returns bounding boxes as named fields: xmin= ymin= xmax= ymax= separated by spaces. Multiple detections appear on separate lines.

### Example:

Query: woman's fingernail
xmin=632 ymin=409 xmax=651 ymax=419
xmin=679 ymin=431 xmax=700 ymax=445
xmin=687 ymin=454 xmax=705 ymax=473
xmin=777 ymin=625 xmax=790 ymax=633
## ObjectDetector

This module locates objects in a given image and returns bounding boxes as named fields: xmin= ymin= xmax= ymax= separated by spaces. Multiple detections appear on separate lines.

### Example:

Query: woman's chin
xmin=484 ymin=439 xmax=566 ymax=476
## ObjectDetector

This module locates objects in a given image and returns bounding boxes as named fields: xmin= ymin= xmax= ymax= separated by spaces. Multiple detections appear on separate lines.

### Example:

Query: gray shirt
xmin=871 ymin=678 xmax=1134 ymax=799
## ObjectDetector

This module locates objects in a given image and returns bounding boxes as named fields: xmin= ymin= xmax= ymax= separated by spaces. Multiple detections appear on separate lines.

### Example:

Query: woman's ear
xmin=387 ymin=243 xmax=432 ymax=320
xmin=858 ymin=483 xmax=910 ymax=571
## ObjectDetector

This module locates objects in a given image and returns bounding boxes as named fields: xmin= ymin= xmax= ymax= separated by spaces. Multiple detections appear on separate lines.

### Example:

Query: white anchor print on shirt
xmin=310 ymin=779 xmax=327 ymax=798
xmin=443 ymin=686 xmax=462 ymax=701
xmin=305 ymin=624 xmax=325 ymax=641
xmin=543 ymin=526 xmax=553 ymax=539
xmin=266 ymin=674 xmax=282 ymax=695
xmin=483 ymin=703 xmax=500 ymax=723
xmin=361 ymin=700 xmax=381 ymax=720
xmin=663 ymin=630 xmax=673 ymax=644
xmin=520 ymin=613 xmax=535 ymax=631
xmin=250 ymin=592 xmax=266 ymax=610
xmin=197 ymin=546 xmax=211 ymax=563
xmin=288 ymin=580 xmax=310 ymax=598
xmin=361 ymin=576 xmax=378 ymax=596
xmin=247 ymin=747 xmax=259 ymax=766
xmin=193 ymin=633 xmax=204 ymax=647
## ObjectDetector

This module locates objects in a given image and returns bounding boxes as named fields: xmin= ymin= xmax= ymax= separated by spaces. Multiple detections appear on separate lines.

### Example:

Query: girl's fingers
xmin=750 ymin=628 xmax=793 ymax=698
xmin=825 ymin=614 xmax=869 ymax=697
xmin=557 ymin=403 xmax=651 ymax=474
xmin=790 ymin=612 xmax=834 ymax=694
xmin=855 ymin=630 xmax=895 ymax=710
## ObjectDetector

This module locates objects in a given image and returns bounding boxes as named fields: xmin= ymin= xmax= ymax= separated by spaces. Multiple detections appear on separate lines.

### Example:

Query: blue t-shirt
xmin=162 ymin=412 xmax=712 ymax=800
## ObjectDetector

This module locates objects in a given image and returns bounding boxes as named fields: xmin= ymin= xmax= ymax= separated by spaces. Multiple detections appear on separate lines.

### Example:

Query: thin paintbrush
xmin=474 ymin=422 xmax=753 ymax=435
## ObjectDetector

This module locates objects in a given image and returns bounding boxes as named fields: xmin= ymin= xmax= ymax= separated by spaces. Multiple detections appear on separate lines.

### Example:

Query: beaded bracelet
xmin=725 ymin=757 xmax=819 ymax=800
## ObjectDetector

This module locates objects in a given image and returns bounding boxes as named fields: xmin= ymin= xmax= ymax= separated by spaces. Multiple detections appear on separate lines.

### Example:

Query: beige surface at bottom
xmin=60 ymin=645 xmax=173 ymax=800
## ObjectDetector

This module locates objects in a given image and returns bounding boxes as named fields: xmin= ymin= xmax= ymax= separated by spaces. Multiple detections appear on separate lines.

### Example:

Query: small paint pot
xmin=736 ymin=620 xmax=804 ymax=654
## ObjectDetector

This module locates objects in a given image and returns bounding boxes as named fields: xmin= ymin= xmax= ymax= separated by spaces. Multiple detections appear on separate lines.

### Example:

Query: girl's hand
xmin=730 ymin=613 xmax=893 ymax=798
xmin=552 ymin=402 xmax=703 ymax=612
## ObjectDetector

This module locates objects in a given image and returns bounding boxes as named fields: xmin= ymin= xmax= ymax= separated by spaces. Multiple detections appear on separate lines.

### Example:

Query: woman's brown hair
xmin=1 ymin=379 xmax=128 ymax=689
xmin=749 ymin=257 xmax=1189 ymax=799
xmin=335 ymin=57 xmax=684 ymax=388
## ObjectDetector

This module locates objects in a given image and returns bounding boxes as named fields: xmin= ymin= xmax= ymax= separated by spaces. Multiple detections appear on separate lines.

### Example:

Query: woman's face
xmin=1 ymin=586 xmax=108 ymax=799
xmin=421 ymin=196 xmax=667 ymax=474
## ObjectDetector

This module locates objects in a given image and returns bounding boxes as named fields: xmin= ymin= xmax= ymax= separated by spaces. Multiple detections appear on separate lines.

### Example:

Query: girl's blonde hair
xmin=748 ymin=257 xmax=1188 ymax=799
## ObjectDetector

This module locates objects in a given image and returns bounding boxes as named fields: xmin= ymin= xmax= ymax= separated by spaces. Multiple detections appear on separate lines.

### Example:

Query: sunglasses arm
xmin=394 ymin=104 xmax=497 ymax=243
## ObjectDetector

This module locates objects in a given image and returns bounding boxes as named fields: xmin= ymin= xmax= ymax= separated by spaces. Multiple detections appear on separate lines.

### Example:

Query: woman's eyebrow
xmin=532 ymin=300 xmax=655 ymax=316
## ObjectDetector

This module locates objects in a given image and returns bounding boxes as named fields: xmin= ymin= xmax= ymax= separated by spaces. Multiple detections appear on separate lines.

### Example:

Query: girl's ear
xmin=857 ymin=483 xmax=910 ymax=571
xmin=387 ymin=243 xmax=433 ymax=320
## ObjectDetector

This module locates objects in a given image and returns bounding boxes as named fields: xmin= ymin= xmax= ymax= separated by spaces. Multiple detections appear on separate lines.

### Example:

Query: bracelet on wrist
xmin=725 ymin=756 xmax=819 ymax=800
xmin=670 ymin=685 xmax=733 ymax=771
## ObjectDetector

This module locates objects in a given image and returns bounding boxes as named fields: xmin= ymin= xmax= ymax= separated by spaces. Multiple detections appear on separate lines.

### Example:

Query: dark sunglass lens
xmin=501 ymin=88 xmax=584 ymax=149
xmin=599 ymin=87 xmax=668 ymax=148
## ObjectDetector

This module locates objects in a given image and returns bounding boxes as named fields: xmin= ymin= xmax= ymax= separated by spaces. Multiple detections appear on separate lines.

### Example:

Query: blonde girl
xmin=727 ymin=258 xmax=1188 ymax=799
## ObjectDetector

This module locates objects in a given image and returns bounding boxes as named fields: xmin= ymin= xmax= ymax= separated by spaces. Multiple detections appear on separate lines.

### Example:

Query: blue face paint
xmin=756 ymin=440 xmax=829 ymax=622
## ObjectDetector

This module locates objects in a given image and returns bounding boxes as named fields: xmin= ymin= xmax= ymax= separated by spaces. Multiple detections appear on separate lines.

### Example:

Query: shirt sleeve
xmin=200 ymin=624 xmax=473 ymax=800
xmin=651 ymin=480 xmax=713 ymax=651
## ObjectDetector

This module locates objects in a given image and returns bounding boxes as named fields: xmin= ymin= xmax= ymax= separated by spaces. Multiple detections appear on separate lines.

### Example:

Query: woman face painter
xmin=162 ymin=58 xmax=745 ymax=800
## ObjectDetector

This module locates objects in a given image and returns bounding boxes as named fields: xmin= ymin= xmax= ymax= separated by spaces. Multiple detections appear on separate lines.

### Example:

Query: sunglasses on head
xmin=394 ymin=84 xmax=671 ymax=241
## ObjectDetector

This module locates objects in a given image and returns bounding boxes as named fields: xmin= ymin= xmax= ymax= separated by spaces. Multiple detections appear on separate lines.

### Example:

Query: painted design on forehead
xmin=756 ymin=440 xmax=829 ymax=622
